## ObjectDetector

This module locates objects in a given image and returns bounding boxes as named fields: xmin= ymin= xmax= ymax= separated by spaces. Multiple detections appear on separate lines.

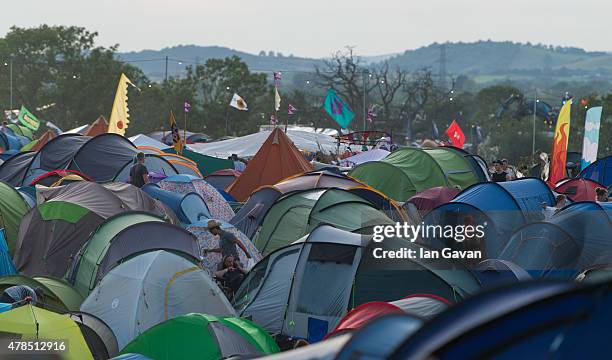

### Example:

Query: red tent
xmin=405 ymin=186 xmax=461 ymax=215
xmin=83 ymin=116 xmax=109 ymax=137
xmin=29 ymin=130 xmax=56 ymax=152
xmin=227 ymin=128 xmax=314 ymax=201
xmin=554 ymin=177 xmax=604 ymax=202
xmin=29 ymin=169 xmax=92 ymax=186
xmin=327 ymin=294 xmax=451 ymax=338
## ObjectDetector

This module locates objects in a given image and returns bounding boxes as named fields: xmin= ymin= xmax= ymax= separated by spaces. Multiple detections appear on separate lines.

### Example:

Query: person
xmin=214 ymin=254 xmax=246 ymax=293
xmin=0 ymin=121 xmax=8 ymax=133
xmin=0 ymin=285 xmax=42 ymax=306
xmin=231 ymin=154 xmax=246 ymax=172
xmin=490 ymin=160 xmax=510 ymax=182
xmin=128 ymin=152 xmax=149 ymax=188
xmin=541 ymin=194 xmax=567 ymax=220
xmin=596 ymin=187 xmax=609 ymax=202
xmin=501 ymin=159 xmax=516 ymax=180
xmin=203 ymin=219 xmax=252 ymax=260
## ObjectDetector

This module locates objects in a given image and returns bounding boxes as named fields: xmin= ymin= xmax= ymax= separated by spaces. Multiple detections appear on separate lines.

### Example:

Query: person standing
xmin=128 ymin=152 xmax=149 ymax=188
xmin=231 ymin=154 xmax=246 ymax=172
xmin=491 ymin=160 xmax=510 ymax=182
xmin=203 ymin=220 xmax=252 ymax=260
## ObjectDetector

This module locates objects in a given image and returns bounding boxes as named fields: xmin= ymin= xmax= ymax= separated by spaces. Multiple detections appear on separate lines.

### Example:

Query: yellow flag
xmin=274 ymin=87 xmax=281 ymax=111
xmin=108 ymin=73 xmax=136 ymax=135
xmin=169 ymin=110 xmax=184 ymax=154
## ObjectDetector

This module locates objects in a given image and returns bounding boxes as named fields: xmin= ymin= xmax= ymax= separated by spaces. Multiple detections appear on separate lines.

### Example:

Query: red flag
xmin=445 ymin=120 xmax=465 ymax=148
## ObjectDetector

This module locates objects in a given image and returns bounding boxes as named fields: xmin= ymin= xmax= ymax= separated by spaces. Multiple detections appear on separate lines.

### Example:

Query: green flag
xmin=17 ymin=106 xmax=40 ymax=131
xmin=323 ymin=89 xmax=355 ymax=129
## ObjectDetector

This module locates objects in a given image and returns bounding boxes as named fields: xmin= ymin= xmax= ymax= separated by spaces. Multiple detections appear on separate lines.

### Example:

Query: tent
xmin=67 ymin=311 xmax=120 ymax=359
xmin=231 ymin=170 xmax=401 ymax=239
xmin=190 ymin=128 xmax=347 ymax=159
xmin=112 ymin=153 xmax=179 ymax=181
xmin=121 ymin=313 xmax=279 ymax=360
xmin=234 ymin=225 xmax=480 ymax=341
xmin=142 ymin=184 xmax=211 ymax=225
xmin=421 ymin=178 xmax=556 ymax=259
xmin=21 ymin=129 xmax=56 ymax=152
xmin=205 ymin=169 xmax=242 ymax=191
xmin=328 ymin=294 xmax=450 ymax=337
xmin=158 ymin=174 xmax=234 ymax=221
xmin=29 ymin=169 xmax=92 ymax=186
xmin=499 ymin=201 xmax=612 ymax=278
xmin=186 ymin=220 xmax=261 ymax=273
xmin=0 ymin=304 xmax=94 ymax=359
xmin=405 ymin=187 xmax=461 ymax=216
xmin=349 ymin=147 xmax=485 ymax=202
xmin=24 ymin=134 xmax=91 ymax=185
xmin=81 ymin=250 xmax=235 ymax=349
xmin=164 ymin=148 xmax=234 ymax=177
xmin=390 ymin=280 xmax=612 ymax=360
xmin=83 ymin=116 xmax=109 ymax=137
xmin=0 ymin=151 xmax=35 ymax=186
xmin=69 ymin=134 xmax=138 ymax=182
xmin=554 ymin=177 xmax=604 ymax=202
xmin=253 ymin=188 xmax=395 ymax=255
xmin=226 ymin=128 xmax=315 ymax=201
xmin=0 ymin=275 xmax=83 ymax=312
xmin=71 ymin=219 xmax=201 ymax=297
xmin=0 ymin=231 xmax=16 ymax=275
xmin=473 ymin=259 xmax=531 ymax=287
xmin=129 ymin=134 xmax=170 ymax=149
xmin=157 ymin=153 xmax=202 ymax=177
xmin=343 ymin=148 xmax=390 ymax=166
xmin=0 ymin=180 xmax=30 ymax=254
xmin=580 ymin=155 xmax=612 ymax=187
xmin=7 ymin=124 xmax=33 ymax=139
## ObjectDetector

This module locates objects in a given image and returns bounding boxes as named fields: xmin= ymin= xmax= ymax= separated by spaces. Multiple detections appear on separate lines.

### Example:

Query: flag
xmin=581 ymin=106 xmax=602 ymax=170
xmin=108 ymin=73 xmax=136 ymax=135
xmin=432 ymin=121 xmax=440 ymax=139
xmin=169 ymin=110 xmax=183 ymax=154
xmin=288 ymin=104 xmax=297 ymax=115
xmin=270 ymin=114 xmax=278 ymax=125
xmin=273 ymin=71 xmax=281 ymax=82
xmin=274 ymin=87 xmax=282 ymax=112
xmin=230 ymin=93 xmax=248 ymax=111
xmin=549 ymin=99 xmax=572 ymax=184
xmin=17 ymin=106 xmax=40 ymax=131
xmin=445 ymin=120 xmax=465 ymax=148
xmin=184 ymin=101 xmax=191 ymax=113
xmin=323 ymin=89 xmax=355 ymax=129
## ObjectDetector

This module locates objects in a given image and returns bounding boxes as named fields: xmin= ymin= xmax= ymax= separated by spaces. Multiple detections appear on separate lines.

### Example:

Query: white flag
xmin=274 ymin=87 xmax=282 ymax=111
xmin=230 ymin=93 xmax=248 ymax=111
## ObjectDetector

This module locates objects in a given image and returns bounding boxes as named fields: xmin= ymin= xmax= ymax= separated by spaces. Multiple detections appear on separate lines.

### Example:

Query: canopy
xmin=226 ymin=128 xmax=314 ymax=201
xmin=81 ymin=250 xmax=235 ymax=349
xmin=121 ymin=313 xmax=279 ymax=360
xmin=190 ymin=128 xmax=348 ymax=159
xmin=349 ymin=147 xmax=484 ymax=202
xmin=0 ymin=305 xmax=94 ymax=359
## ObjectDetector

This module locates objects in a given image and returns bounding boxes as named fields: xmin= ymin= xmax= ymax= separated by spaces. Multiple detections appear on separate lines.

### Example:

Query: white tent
xmin=63 ymin=124 xmax=89 ymax=134
xmin=343 ymin=149 xmax=390 ymax=166
xmin=128 ymin=134 xmax=170 ymax=150
xmin=81 ymin=250 xmax=235 ymax=348
xmin=189 ymin=129 xmax=348 ymax=158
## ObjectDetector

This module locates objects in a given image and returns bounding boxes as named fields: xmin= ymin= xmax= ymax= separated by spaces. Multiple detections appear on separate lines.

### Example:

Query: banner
xmin=169 ymin=110 xmax=183 ymax=154
xmin=549 ymin=99 xmax=572 ymax=184
xmin=230 ymin=93 xmax=248 ymax=111
xmin=445 ymin=120 xmax=465 ymax=148
xmin=108 ymin=73 xmax=136 ymax=135
xmin=17 ymin=106 xmax=40 ymax=131
xmin=323 ymin=89 xmax=355 ymax=129
xmin=581 ymin=106 xmax=603 ymax=170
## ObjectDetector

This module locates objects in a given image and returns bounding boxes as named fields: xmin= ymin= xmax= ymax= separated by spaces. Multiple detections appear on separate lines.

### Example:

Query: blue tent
xmin=500 ymin=201 xmax=612 ymax=279
xmin=580 ymin=155 xmax=612 ymax=187
xmin=473 ymin=259 xmax=531 ymax=287
xmin=390 ymin=280 xmax=612 ymax=360
xmin=0 ymin=230 xmax=17 ymax=276
xmin=422 ymin=178 xmax=555 ymax=258
xmin=142 ymin=184 xmax=211 ymax=225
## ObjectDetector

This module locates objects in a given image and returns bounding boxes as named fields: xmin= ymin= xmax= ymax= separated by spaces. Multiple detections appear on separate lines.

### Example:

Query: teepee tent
xmin=226 ymin=128 xmax=314 ymax=201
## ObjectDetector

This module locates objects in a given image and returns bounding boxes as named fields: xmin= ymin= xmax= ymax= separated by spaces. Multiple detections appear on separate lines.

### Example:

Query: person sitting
xmin=214 ymin=255 xmax=246 ymax=295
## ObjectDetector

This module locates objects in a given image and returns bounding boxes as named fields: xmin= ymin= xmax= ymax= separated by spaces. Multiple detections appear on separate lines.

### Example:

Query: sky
xmin=2 ymin=0 xmax=610 ymax=58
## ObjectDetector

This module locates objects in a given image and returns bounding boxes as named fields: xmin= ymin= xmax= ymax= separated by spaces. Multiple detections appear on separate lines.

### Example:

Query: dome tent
xmin=0 ymin=180 xmax=30 ymax=255
xmin=121 ymin=313 xmax=279 ymax=360
xmin=81 ymin=250 xmax=235 ymax=349
xmin=349 ymin=147 xmax=485 ymax=202
xmin=233 ymin=225 xmax=480 ymax=342
xmin=66 ymin=311 xmax=120 ymax=359
xmin=0 ymin=275 xmax=83 ymax=312
xmin=0 ymin=151 xmax=35 ymax=186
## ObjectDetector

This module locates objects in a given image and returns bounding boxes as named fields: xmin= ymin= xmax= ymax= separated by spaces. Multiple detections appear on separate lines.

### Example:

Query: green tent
xmin=0 ymin=304 xmax=94 ymax=359
xmin=254 ymin=188 xmax=394 ymax=254
xmin=0 ymin=180 xmax=30 ymax=255
xmin=69 ymin=212 xmax=164 ymax=297
xmin=349 ymin=147 xmax=482 ymax=202
xmin=121 ymin=313 xmax=279 ymax=360
xmin=163 ymin=148 xmax=234 ymax=176
xmin=7 ymin=124 xmax=34 ymax=139
xmin=0 ymin=275 xmax=83 ymax=311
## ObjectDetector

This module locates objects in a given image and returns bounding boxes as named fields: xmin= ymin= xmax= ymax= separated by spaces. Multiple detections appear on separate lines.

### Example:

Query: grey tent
xmin=0 ymin=152 xmax=36 ymax=186
xmin=113 ymin=154 xmax=179 ymax=182
xmin=66 ymin=311 xmax=120 ymax=359
xmin=69 ymin=134 xmax=138 ymax=182
xmin=24 ymin=134 xmax=91 ymax=185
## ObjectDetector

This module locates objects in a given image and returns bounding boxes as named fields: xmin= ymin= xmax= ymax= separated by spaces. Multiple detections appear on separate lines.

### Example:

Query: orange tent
xmin=227 ymin=128 xmax=314 ymax=201
xmin=30 ymin=130 xmax=57 ymax=152
xmin=83 ymin=116 xmax=109 ymax=137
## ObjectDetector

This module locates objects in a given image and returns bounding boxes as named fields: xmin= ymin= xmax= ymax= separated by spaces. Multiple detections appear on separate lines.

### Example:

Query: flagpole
xmin=183 ymin=111 xmax=187 ymax=149
xmin=225 ymin=106 xmax=229 ymax=136
xmin=532 ymin=90 xmax=537 ymax=164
